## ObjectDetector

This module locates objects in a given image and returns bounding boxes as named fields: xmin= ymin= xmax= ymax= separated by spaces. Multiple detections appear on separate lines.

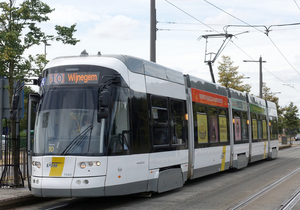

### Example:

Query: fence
xmin=0 ymin=137 xmax=28 ymax=187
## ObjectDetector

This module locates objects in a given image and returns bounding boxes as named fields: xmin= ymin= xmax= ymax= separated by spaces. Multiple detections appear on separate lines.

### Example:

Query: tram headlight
xmin=80 ymin=162 xmax=86 ymax=169
xmin=32 ymin=161 xmax=41 ymax=168
xmin=79 ymin=161 xmax=101 ymax=168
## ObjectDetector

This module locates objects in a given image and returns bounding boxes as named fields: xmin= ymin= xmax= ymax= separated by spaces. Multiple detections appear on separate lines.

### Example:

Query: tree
xmin=261 ymin=82 xmax=286 ymax=134
xmin=218 ymin=55 xmax=251 ymax=93
xmin=0 ymin=0 xmax=79 ymax=186
xmin=262 ymin=83 xmax=281 ymax=111
xmin=283 ymin=102 xmax=299 ymax=140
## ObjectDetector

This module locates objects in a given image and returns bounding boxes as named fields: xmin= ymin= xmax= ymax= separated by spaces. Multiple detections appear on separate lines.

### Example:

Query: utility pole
xmin=150 ymin=0 xmax=156 ymax=62
xmin=243 ymin=56 xmax=266 ymax=98
xmin=44 ymin=41 xmax=51 ymax=59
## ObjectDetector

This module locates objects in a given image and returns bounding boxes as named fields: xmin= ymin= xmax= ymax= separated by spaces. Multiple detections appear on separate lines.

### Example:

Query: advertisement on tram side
xmin=197 ymin=113 xmax=208 ymax=143
xmin=219 ymin=116 xmax=227 ymax=142
xmin=234 ymin=117 xmax=241 ymax=141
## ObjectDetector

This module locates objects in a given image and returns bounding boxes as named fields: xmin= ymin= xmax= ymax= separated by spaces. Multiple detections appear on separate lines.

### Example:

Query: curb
xmin=0 ymin=194 xmax=35 ymax=208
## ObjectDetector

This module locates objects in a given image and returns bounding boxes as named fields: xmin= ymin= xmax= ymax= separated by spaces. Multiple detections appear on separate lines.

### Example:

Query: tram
xmin=26 ymin=51 xmax=279 ymax=197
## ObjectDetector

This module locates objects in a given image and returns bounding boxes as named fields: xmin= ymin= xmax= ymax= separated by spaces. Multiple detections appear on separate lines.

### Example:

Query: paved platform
xmin=0 ymin=142 xmax=298 ymax=208
xmin=0 ymin=181 xmax=34 ymax=208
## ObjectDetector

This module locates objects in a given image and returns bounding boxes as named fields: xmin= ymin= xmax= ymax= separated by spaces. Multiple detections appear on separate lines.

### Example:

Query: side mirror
xmin=98 ymin=108 xmax=109 ymax=121
xmin=99 ymin=89 xmax=109 ymax=108
xmin=98 ymin=89 xmax=109 ymax=121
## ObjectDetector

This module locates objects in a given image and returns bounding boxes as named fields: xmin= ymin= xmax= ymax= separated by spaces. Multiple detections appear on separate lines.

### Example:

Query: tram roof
xmin=46 ymin=54 xmax=185 ymax=85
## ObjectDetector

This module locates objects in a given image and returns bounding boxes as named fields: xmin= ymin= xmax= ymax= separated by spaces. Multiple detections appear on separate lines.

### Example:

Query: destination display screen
xmin=47 ymin=72 xmax=99 ymax=85
xmin=41 ymin=65 xmax=103 ymax=86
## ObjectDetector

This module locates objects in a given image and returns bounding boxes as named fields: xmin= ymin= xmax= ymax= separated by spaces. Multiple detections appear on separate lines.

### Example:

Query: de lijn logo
xmin=46 ymin=162 xmax=63 ymax=168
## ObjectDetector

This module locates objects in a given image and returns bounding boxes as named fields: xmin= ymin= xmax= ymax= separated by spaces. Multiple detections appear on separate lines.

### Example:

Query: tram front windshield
xmin=34 ymin=87 xmax=104 ymax=156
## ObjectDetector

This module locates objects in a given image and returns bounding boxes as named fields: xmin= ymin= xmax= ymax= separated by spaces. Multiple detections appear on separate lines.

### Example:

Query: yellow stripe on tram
xmin=263 ymin=141 xmax=267 ymax=159
xmin=221 ymin=146 xmax=226 ymax=171
xmin=49 ymin=157 xmax=65 ymax=177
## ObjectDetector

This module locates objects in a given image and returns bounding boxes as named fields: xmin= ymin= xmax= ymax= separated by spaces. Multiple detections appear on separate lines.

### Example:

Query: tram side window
xmin=208 ymin=107 xmax=218 ymax=143
xmin=233 ymin=111 xmax=248 ymax=142
xmin=241 ymin=112 xmax=249 ymax=141
xmin=193 ymin=104 xmax=208 ymax=144
xmin=233 ymin=110 xmax=242 ymax=141
xmin=170 ymin=100 xmax=186 ymax=145
xmin=270 ymin=117 xmax=279 ymax=140
xmin=218 ymin=109 xmax=228 ymax=142
xmin=257 ymin=115 xmax=263 ymax=139
xmin=251 ymin=113 xmax=258 ymax=140
xmin=151 ymin=97 xmax=169 ymax=146
xmin=262 ymin=115 xmax=267 ymax=139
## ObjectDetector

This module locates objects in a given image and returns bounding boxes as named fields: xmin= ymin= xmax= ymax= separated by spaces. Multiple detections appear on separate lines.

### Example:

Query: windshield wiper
xmin=61 ymin=125 xmax=93 ymax=155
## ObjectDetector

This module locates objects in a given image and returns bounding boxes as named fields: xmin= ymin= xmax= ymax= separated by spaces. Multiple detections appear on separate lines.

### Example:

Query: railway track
xmin=227 ymin=167 xmax=300 ymax=209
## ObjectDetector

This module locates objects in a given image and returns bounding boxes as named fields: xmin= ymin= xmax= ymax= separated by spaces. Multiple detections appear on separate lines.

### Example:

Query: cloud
xmin=90 ymin=15 xmax=141 ymax=40
xmin=48 ymin=5 xmax=101 ymax=25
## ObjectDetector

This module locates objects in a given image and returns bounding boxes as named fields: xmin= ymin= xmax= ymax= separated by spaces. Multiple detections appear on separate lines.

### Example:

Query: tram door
xmin=27 ymin=93 xmax=40 ymax=191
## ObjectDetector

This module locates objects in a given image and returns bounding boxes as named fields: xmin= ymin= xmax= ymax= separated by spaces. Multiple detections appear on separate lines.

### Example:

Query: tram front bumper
xmin=31 ymin=176 xmax=105 ymax=197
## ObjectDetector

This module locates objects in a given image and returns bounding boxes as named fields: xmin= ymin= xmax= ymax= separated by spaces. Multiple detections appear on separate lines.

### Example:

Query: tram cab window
xmin=107 ymin=87 xmax=131 ymax=155
xmin=34 ymin=87 xmax=106 ymax=156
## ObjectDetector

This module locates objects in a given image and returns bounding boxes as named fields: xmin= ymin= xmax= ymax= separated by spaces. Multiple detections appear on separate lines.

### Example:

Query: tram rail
xmin=276 ymin=187 xmax=300 ymax=210
xmin=227 ymin=166 xmax=300 ymax=210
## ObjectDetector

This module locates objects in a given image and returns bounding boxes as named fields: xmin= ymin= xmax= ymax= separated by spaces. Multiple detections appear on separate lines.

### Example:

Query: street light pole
xmin=44 ymin=41 xmax=51 ymax=59
xmin=243 ymin=56 xmax=266 ymax=98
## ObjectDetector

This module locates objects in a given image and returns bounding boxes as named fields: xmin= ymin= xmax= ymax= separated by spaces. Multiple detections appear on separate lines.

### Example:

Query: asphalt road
xmin=13 ymin=143 xmax=300 ymax=210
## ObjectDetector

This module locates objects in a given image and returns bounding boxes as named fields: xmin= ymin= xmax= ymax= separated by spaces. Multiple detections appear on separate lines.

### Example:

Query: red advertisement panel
xmin=191 ymin=88 xmax=228 ymax=108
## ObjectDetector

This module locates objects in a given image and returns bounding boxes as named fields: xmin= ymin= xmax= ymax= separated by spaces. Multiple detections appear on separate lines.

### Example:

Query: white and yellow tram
xmin=27 ymin=52 xmax=279 ymax=197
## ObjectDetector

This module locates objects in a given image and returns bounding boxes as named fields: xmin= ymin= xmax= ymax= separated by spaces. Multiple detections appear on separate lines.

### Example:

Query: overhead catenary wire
xmin=165 ymin=0 xmax=220 ymax=34
xmin=230 ymin=41 xmax=292 ymax=83
xmin=203 ymin=0 xmax=300 ymax=92
xmin=157 ymin=28 xmax=214 ymax=32
xmin=204 ymin=0 xmax=265 ymax=35
xmin=267 ymin=36 xmax=300 ymax=76
xmin=164 ymin=0 xmax=299 ymax=93
xmin=294 ymin=0 xmax=300 ymax=10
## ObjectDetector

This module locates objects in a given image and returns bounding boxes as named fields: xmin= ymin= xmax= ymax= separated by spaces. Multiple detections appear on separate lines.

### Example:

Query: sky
xmin=22 ymin=0 xmax=300 ymax=109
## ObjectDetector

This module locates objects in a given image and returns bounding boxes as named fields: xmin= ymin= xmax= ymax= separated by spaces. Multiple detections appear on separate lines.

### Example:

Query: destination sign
xmin=46 ymin=72 xmax=100 ymax=85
